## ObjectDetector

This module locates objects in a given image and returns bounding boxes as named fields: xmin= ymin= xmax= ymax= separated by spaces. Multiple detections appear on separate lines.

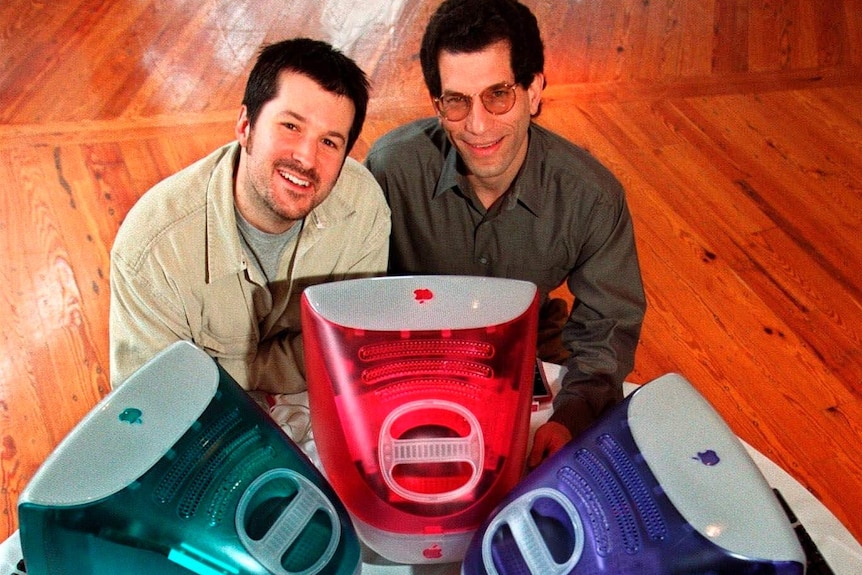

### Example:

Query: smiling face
xmin=234 ymin=71 xmax=355 ymax=233
xmin=436 ymin=40 xmax=543 ymax=204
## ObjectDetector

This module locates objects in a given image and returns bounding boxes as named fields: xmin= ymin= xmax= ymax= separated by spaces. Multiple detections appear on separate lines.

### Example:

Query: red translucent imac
xmin=301 ymin=276 xmax=539 ymax=564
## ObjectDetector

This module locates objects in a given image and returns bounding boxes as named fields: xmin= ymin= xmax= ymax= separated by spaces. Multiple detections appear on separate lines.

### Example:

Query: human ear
xmin=235 ymin=106 xmax=251 ymax=147
xmin=528 ymin=72 xmax=545 ymax=116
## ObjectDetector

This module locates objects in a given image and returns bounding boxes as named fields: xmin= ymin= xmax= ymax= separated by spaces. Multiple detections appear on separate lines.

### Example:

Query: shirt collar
xmin=433 ymin=142 xmax=461 ymax=199
xmin=432 ymin=124 xmax=544 ymax=217
xmin=205 ymin=142 xmax=246 ymax=283
xmin=204 ymin=143 xmax=359 ymax=283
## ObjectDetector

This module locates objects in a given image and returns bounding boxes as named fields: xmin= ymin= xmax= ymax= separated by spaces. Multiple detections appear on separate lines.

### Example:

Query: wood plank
xmin=540 ymin=84 xmax=862 ymax=538
xmin=2 ymin=0 xmax=862 ymax=549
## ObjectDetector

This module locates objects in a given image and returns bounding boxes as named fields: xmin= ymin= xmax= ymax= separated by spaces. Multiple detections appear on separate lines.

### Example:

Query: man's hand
xmin=527 ymin=420 xmax=572 ymax=470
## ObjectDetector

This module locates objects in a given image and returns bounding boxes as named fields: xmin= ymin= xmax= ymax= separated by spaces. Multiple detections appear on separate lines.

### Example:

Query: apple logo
xmin=693 ymin=449 xmax=720 ymax=466
xmin=422 ymin=544 xmax=443 ymax=560
xmin=119 ymin=407 xmax=143 ymax=425
xmin=414 ymin=288 xmax=434 ymax=304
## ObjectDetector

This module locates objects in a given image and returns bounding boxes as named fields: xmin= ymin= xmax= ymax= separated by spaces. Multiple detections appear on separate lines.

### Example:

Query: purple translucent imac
xmin=461 ymin=373 xmax=806 ymax=575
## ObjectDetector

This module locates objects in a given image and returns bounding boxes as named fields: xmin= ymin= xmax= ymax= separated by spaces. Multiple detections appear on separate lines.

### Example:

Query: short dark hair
xmin=419 ymin=0 xmax=545 ymax=98
xmin=242 ymin=38 xmax=370 ymax=154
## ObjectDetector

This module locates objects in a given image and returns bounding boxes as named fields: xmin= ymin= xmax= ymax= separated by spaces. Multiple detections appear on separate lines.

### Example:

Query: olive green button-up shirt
xmin=110 ymin=142 xmax=390 ymax=393
xmin=365 ymin=119 xmax=645 ymax=437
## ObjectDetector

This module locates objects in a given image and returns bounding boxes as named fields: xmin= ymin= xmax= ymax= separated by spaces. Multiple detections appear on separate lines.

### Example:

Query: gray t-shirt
xmin=235 ymin=208 xmax=301 ymax=283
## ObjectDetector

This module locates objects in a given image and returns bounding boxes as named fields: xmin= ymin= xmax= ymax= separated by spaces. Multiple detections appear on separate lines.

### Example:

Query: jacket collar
xmin=204 ymin=142 xmax=358 ymax=283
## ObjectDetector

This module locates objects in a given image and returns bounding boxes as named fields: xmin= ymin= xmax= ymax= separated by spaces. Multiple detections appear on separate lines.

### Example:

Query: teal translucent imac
xmin=18 ymin=341 xmax=360 ymax=575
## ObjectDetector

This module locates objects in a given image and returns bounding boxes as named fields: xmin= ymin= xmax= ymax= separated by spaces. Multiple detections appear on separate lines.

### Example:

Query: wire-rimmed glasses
xmin=433 ymin=82 xmax=517 ymax=121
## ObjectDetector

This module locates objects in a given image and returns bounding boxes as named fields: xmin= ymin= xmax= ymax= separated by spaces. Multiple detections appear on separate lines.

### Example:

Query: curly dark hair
xmin=419 ymin=0 xmax=545 ymax=98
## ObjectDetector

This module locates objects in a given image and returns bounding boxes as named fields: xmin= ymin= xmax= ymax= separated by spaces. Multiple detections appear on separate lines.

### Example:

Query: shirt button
xmin=478 ymin=256 xmax=489 ymax=265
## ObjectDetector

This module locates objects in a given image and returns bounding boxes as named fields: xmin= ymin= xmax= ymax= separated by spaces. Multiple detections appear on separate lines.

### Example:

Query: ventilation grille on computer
xmin=361 ymin=359 xmax=493 ymax=385
xmin=358 ymin=339 xmax=494 ymax=361
xmin=373 ymin=378 xmax=486 ymax=403
xmin=357 ymin=336 xmax=498 ymax=409
xmin=557 ymin=432 xmax=668 ymax=558
xmin=154 ymin=408 xmax=243 ymax=505
xmin=206 ymin=445 xmax=276 ymax=528
xmin=152 ymin=405 xmax=268 ymax=526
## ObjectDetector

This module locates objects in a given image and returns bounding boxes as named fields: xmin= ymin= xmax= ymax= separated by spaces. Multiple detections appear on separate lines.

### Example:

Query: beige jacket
xmin=110 ymin=142 xmax=390 ymax=392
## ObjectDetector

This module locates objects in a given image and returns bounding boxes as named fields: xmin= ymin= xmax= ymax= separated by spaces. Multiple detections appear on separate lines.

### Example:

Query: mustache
xmin=276 ymin=159 xmax=320 ymax=187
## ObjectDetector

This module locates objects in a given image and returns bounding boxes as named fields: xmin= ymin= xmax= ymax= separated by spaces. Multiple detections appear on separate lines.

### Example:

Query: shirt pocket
xmin=194 ymin=280 xmax=261 ymax=362
xmin=195 ymin=328 xmax=257 ymax=360
xmin=505 ymin=263 xmax=570 ymax=298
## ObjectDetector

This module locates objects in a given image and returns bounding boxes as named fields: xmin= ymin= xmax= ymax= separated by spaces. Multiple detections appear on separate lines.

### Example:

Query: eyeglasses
xmin=433 ymin=82 xmax=517 ymax=122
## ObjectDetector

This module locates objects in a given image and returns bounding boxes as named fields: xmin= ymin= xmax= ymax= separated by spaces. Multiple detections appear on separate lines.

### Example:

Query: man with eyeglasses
xmin=364 ymin=0 xmax=646 ymax=466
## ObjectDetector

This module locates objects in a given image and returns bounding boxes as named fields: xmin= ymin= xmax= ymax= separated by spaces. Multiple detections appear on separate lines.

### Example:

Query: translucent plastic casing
xmin=302 ymin=276 xmax=539 ymax=564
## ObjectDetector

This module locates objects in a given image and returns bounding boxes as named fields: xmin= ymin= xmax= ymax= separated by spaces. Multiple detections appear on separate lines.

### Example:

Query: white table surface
xmin=2 ymin=366 xmax=860 ymax=574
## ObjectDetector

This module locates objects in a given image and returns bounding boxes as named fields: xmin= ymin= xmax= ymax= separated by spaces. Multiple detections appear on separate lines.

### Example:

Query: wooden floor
xmin=1 ymin=0 xmax=861 ymax=545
